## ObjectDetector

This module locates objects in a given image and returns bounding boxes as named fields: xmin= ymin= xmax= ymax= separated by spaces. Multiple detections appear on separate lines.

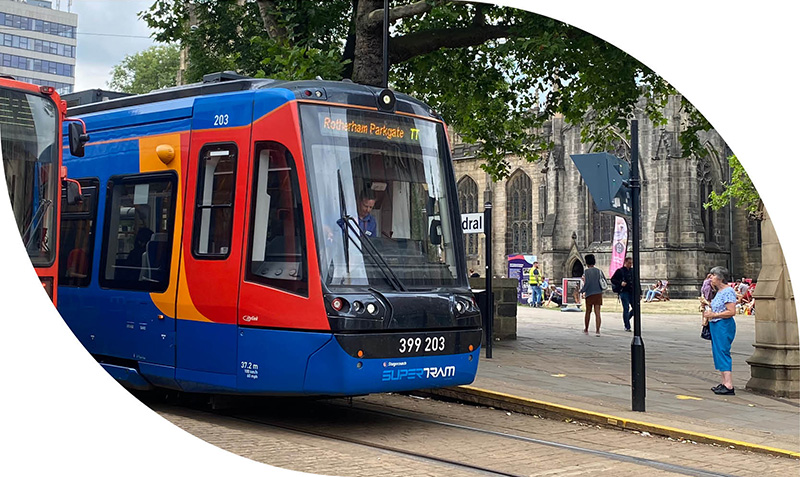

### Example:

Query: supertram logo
xmin=381 ymin=366 xmax=456 ymax=381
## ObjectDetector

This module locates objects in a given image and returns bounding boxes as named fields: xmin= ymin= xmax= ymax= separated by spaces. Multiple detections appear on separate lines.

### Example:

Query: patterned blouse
xmin=710 ymin=286 xmax=737 ymax=322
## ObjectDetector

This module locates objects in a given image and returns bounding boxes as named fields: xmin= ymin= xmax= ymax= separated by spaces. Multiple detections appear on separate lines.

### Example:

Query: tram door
xmin=235 ymin=100 xmax=328 ymax=391
xmin=175 ymin=93 xmax=254 ymax=379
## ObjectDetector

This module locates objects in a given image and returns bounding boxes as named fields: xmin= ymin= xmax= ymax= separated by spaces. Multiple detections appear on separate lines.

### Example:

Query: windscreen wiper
xmin=22 ymin=199 xmax=52 ymax=252
xmin=343 ymin=215 xmax=407 ymax=292
xmin=336 ymin=173 xmax=350 ymax=274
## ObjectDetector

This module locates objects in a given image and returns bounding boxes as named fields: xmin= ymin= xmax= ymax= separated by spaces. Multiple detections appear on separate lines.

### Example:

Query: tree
xmin=108 ymin=44 xmax=181 ymax=94
xmin=141 ymin=1 xmax=708 ymax=180
xmin=704 ymin=155 xmax=762 ymax=219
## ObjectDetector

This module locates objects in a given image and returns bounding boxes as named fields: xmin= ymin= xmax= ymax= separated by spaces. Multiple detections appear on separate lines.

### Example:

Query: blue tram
xmin=57 ymin=73 xmax=482 ymax=395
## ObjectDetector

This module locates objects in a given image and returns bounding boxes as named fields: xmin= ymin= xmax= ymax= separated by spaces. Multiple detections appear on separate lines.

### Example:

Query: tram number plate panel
xmin=398 ymin=335 xmax=445 ymax=354
xmin=334 ymin=329 xmax=482 ymax=359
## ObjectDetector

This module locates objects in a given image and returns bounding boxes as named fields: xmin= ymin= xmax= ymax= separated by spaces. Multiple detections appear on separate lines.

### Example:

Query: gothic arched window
xmin=458 ymin=176 xmax=479 ymax=256
xmin=698 ymin=160 xmax=716 ymax=244
xmin=506 ymin=170 xmax=532 ymax=254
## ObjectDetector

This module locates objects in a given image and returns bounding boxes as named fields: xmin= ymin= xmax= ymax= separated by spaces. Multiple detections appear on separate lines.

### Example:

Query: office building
xmin=0 ymin=0 xmax=77 ymax=94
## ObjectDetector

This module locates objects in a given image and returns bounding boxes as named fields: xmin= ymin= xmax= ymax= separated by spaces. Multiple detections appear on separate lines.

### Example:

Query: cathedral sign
xmin=461 ymin=212 xmax=484 ymax=234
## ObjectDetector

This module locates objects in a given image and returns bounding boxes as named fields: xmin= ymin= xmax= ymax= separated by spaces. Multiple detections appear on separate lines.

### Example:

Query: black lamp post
xmin=630 ymin=119 xmax=646 ymax=411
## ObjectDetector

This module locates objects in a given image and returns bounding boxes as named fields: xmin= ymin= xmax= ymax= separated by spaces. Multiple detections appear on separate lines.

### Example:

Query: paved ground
xmin=153 ymin=392 xmax=800 ymax=476
xmin=465 ymin=304 xmax=800 ymax=453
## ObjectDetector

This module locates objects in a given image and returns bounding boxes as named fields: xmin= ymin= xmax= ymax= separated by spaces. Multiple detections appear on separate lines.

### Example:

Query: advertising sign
xmin=508 ymin=254 xmax=536 ymax=304
xmin=563 ymin=278 xmax=583 ymax=306
xmin=609 ymin=216 xmax=629 ymax=278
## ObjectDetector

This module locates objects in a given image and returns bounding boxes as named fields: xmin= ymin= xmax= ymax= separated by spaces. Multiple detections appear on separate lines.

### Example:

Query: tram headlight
xmin=324 ymin=294 xmax=386 ymax=321
xmin=377 ymin=88 xmax=396 ymax=111
xmin=331 ymin=297 xmax=349 ymax=312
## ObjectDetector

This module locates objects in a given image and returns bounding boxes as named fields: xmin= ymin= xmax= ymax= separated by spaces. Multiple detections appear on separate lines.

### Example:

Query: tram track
xmin=324 ymin=400 xmax=737 ymax=477
xmin=216 ymin=412 xmax=525 ymax=477
xmin=170 ymin=394 xmax=744 ymax=477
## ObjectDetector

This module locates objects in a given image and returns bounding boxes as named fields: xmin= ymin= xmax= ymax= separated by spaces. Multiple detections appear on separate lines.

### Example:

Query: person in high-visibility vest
xmin=528 ymin=261 xmax=543 ymax=307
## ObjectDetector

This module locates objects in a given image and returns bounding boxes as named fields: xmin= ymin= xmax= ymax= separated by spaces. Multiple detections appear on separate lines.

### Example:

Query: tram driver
xmin=356 ymin=189 xmax=377 ymax=237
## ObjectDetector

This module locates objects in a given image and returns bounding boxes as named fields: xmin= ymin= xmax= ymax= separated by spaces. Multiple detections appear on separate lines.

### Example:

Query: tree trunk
xmin=745 ymin=207 xmax=799 ymax=398
xmin=352 ymin=0 xmax=385 ymax=86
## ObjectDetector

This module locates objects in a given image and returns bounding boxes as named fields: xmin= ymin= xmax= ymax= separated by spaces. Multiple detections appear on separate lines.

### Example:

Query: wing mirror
xmin=60 ymin=167 xmax=83 ymax=206
xmin=68 ymin=121 xmax=89 ymax=157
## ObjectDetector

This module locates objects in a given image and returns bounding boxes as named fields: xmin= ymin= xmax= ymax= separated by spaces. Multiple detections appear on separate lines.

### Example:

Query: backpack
xmin=611 ymin=280 xmax=622 ymax=294
xmin=610 ymin=269 xmax=622 ymax=293
xmin=599 ymin=270 xmax=608 ymax=291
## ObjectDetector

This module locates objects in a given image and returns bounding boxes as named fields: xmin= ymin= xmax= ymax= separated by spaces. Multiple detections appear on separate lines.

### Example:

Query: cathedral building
xmin=452 ymin=96 xmax=762 ymax=298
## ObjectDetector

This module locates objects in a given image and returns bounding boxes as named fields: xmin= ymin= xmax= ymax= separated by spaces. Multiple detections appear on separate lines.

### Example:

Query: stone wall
xmin=470 ymin=277 xmax=517 ymax=341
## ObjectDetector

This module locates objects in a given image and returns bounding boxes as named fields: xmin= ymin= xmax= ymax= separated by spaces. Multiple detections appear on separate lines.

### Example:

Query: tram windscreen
xmin=0 ymin=88 xmax=59 ymax=266
xmin=300 ymin=104 xmax=464 ymax=291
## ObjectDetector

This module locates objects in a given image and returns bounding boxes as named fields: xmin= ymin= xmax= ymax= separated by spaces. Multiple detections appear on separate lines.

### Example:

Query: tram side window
xmin=58 ymin=178 xmax=99 ymax=287
xmin=192 ymin=144 xmax=236 ymax=258
xmin=99 ymin=173 xmax=177 ymax=292
xmin=247 ymin=142 xmax=307 ymax=296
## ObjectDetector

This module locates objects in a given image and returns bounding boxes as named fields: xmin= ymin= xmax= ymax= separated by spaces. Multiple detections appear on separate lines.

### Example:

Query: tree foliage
xmin=704 ymin=155 xmax=762 ymax=218
xmin=140 ymin=1 xmax=710 ymax=180
xmin=108 ymin=44 xmax=181 ymax=94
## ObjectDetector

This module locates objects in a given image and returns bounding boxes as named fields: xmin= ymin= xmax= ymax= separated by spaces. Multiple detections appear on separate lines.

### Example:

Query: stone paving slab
xmin=440 ymin=305 xmax=800 ymax=456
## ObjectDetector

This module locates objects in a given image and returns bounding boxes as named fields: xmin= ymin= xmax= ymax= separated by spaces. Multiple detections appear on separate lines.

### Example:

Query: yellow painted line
xmin=675 ymin=395 xmax=703 ymax=401
xmin=430 ymin=385 xmax=800 ymax=459
xmin=551 ymin=374 xmax=567 ymax=378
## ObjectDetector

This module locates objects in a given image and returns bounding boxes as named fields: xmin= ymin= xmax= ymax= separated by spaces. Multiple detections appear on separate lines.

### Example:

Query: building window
xmin=58 ymin=178 xmax=99 ymax=287
xmin=99 ymin=173 xmax=177 ymax=292
xmin=506 ymin=170 xmax=532 ymax=254
xmin=192 ymin=144 xmax=236 ymax=258
xmin=748 ymin=219 xmax=762 ymax=249
xmin=13 ymin=75 xmax=72 ymax=94
xmin=698 ymin=160 xmax=716 ymax=243
xmin=458 ymin=175 xmax=479 ymax=256
xmin=0 ymin=32 xmax=74 ymax=58
xmin=0 ymin=12 xmax=75 ymax=38
xmin=0 ymin=52 xmax=73 ymax=77
xmin=246 ymin=142 xmax=307 ymax=295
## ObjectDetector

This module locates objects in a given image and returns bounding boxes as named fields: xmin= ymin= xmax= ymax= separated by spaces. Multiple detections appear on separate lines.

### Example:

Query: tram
xmin=1 ymin=76 xmax=86 ymax=306
xmin=57 ymin=73 xmax=482 ymax=396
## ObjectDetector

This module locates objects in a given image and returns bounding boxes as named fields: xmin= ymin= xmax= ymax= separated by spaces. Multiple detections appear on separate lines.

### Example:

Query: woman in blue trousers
xmin=702 ymin=266 xmax=738 ymax=395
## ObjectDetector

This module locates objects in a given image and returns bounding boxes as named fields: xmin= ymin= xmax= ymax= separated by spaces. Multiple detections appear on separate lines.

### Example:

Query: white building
xmin=0 ymin=0 xmax=76 ymax=94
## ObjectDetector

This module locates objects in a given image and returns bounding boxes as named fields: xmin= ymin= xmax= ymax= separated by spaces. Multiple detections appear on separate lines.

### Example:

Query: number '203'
xmin=214 ymin=114 xmax=229 ymax=126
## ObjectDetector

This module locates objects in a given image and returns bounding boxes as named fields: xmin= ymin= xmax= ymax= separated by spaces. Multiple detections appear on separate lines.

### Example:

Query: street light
xmin=570 ymin=120 xmax=646 ymax=412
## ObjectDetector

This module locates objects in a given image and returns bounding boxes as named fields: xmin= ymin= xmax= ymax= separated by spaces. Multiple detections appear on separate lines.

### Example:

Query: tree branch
xmin=367 ymin=0 xmax=446 ymax=25
xmin=390 ymin=24 xmax=512 ymax=64
xmin=255 ymin=0 xmax=289 ymax=41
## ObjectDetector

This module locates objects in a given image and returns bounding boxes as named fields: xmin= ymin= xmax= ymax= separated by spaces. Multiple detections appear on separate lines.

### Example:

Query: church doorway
xmin=570 ymin=259 xmax=584 ymax=278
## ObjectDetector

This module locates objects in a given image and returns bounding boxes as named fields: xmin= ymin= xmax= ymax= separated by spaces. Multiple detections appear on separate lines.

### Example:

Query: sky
xmin=70 ymin=0 xmax=157 ymax=91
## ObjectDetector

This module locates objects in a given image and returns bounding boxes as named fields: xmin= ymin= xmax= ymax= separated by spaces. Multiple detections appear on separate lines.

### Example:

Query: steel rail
xmin=219 ymin=412 xmax=525 ymax=477
xmin=323 ymin=400 xmax=737 ymax=477
xmin=189 ymin=397 xmax=739 ymax=477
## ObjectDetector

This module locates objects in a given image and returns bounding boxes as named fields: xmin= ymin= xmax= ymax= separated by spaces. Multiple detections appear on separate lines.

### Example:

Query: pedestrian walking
xmin=580 ymin=254 xmax=605 ymax=336
xmin=528 ymin=261 xmax=543 ymax=307
xmin=702 ymin=266 xmax=737 ymax=395
xmin=610 ymin=256 xmax=634 ymax=331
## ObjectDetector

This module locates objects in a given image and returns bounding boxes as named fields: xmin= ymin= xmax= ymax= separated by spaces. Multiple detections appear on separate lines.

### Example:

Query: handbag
xmin=599 ymin=271 xmax=608 ymax=291
xmin=701 ymin=324 xmax=712 ymax=340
